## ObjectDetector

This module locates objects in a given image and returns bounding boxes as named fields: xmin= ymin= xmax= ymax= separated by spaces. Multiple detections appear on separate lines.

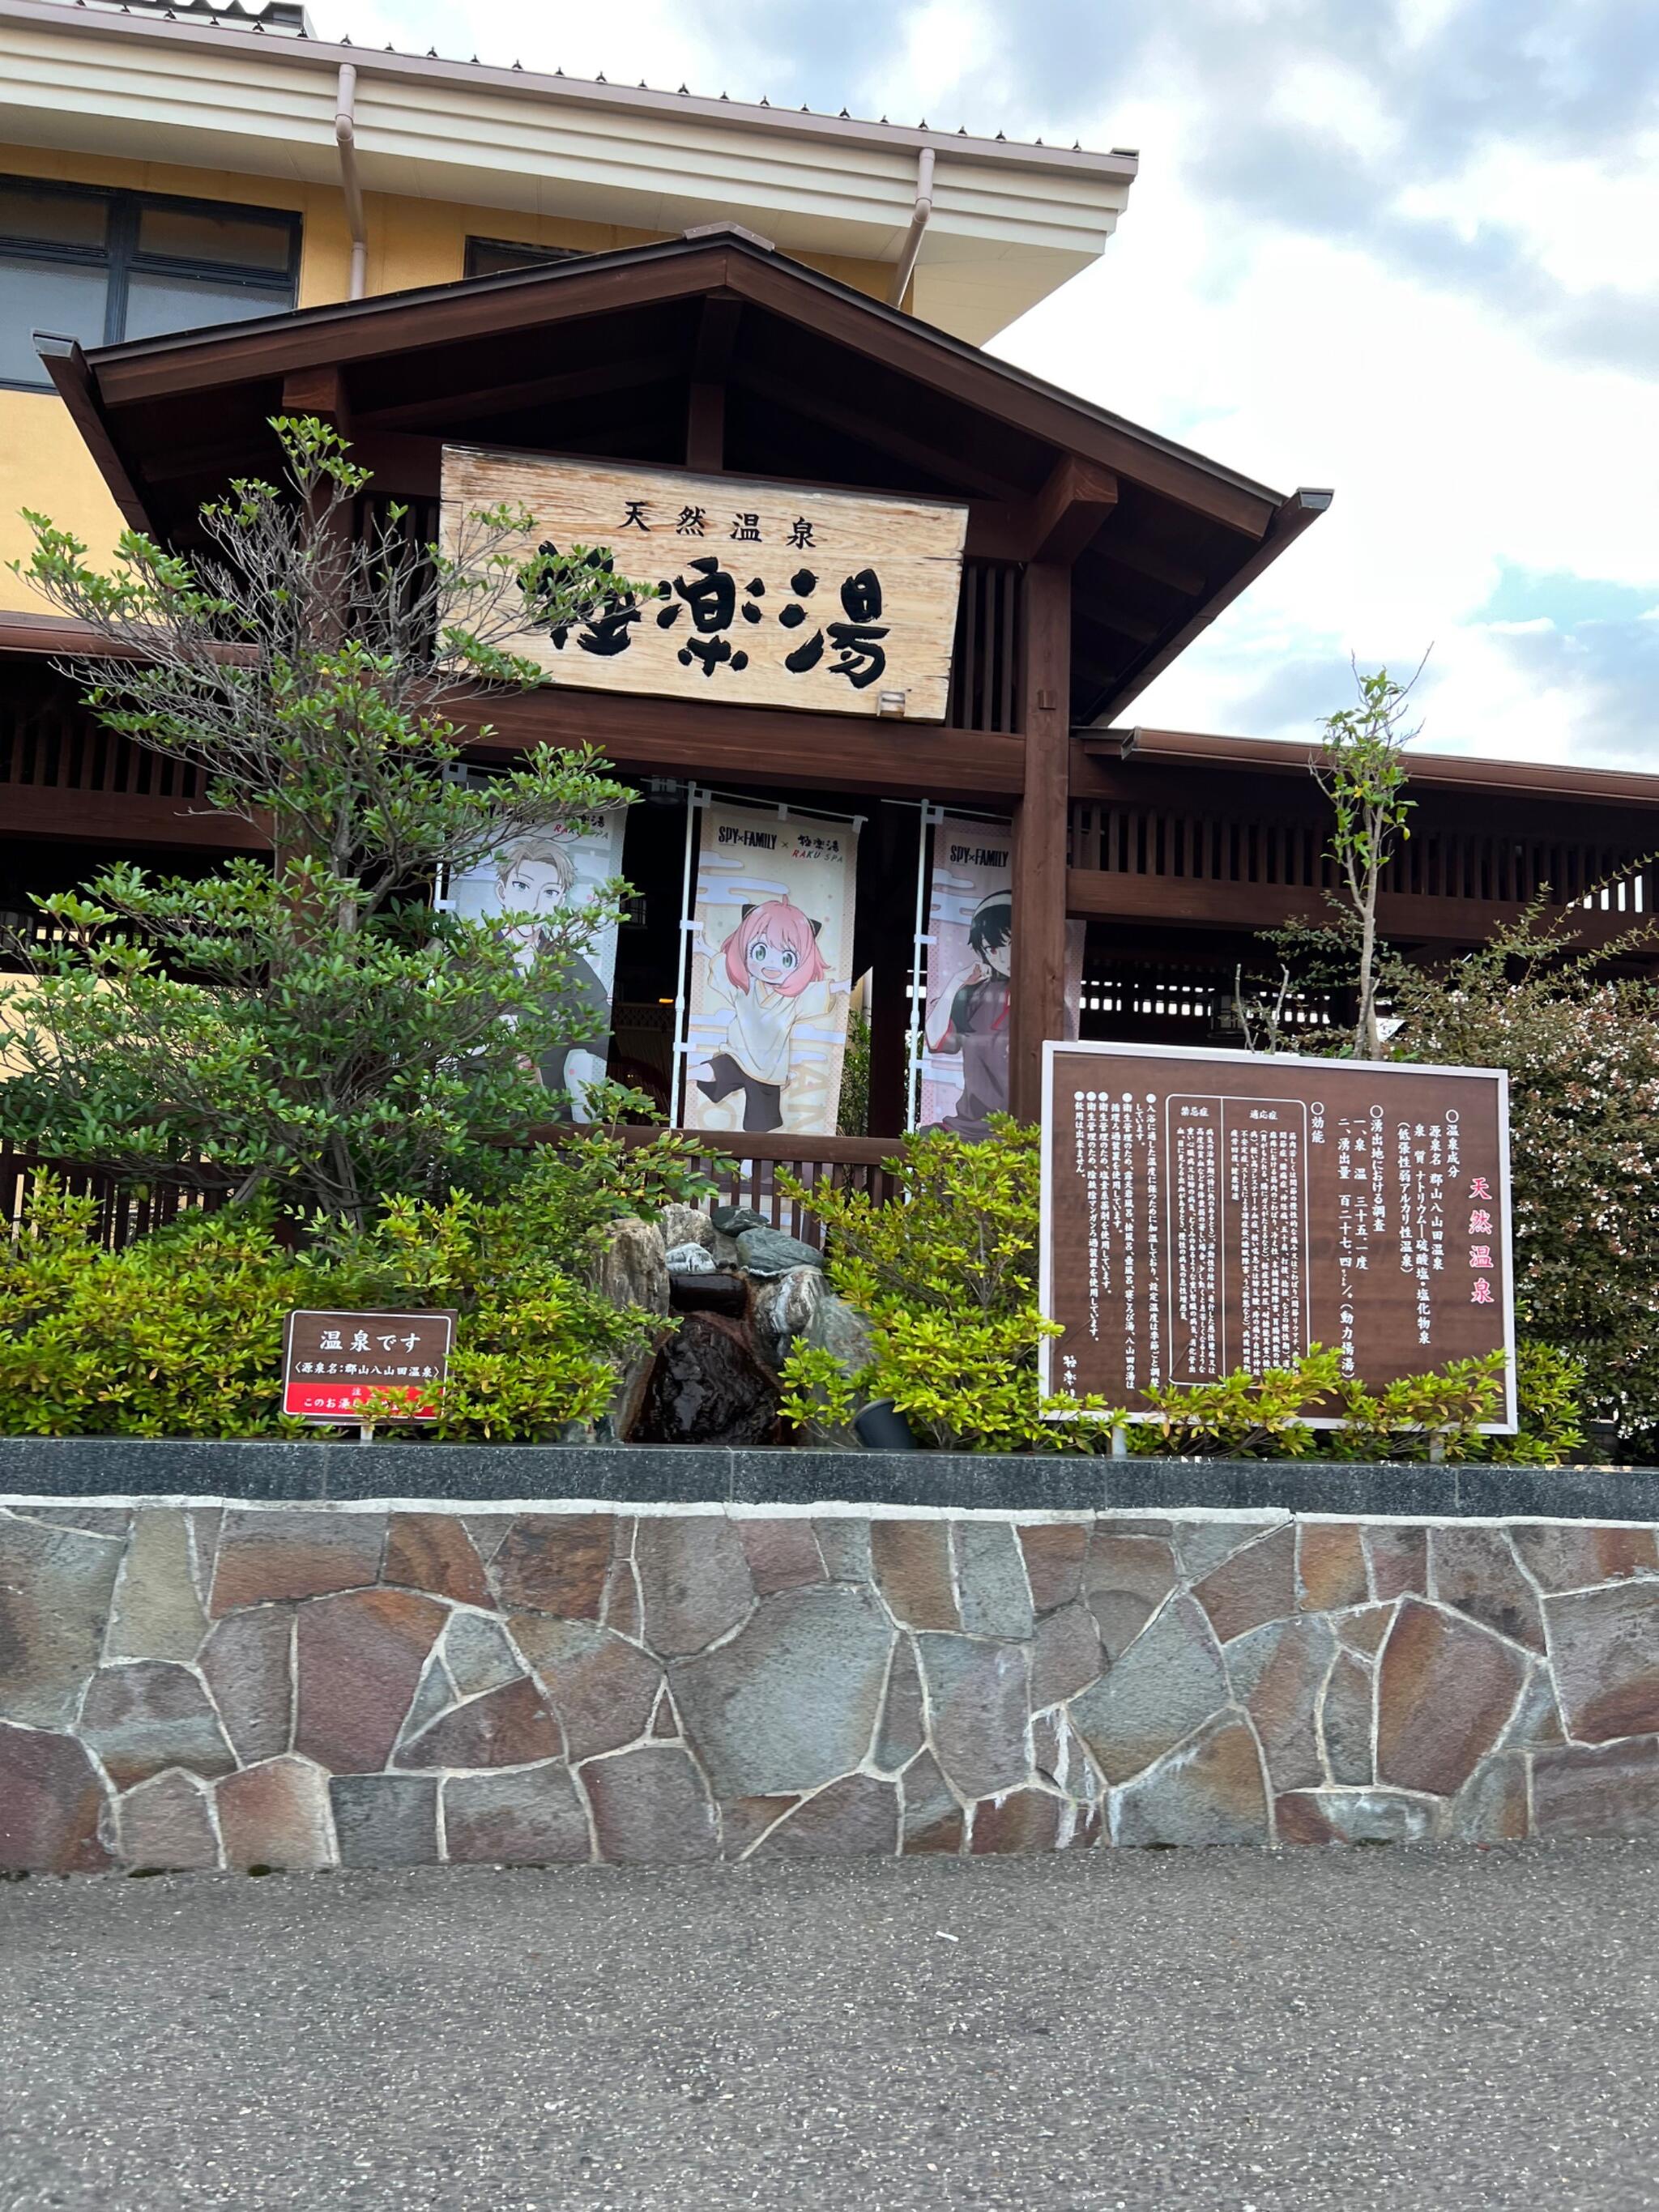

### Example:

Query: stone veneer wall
xmin=5 ymin=1497 xmax=1659 ymax=1873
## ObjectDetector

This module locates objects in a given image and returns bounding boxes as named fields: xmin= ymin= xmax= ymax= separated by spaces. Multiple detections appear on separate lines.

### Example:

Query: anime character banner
xmin=441 ymin=812 xmax=626 ymax=1123
xmin=917 ymin=813 xmax=1085 ymax=1139
xmin=682 ymin=800 xmax=858 ymax=1138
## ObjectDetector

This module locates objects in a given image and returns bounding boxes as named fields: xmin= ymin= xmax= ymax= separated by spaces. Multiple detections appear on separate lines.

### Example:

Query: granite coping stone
xmin=0 ymin=1436 xmax=1653 ymax=1520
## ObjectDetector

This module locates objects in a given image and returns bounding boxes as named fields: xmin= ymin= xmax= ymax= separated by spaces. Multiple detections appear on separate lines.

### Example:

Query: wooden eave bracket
xmin=36 ymin=335 xmax=155 ymax=535
xmin=1015 ymin=456 xmax=1120 ymax=564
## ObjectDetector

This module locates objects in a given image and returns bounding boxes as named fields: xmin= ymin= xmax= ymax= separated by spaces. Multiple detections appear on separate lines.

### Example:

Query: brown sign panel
xmin=440 ymin=446 xmax=967 ymax=722
xmin=1038 ymin=1044 xmax=1515 ymax=1429
xmin=281 ymin=1311 xmax=457 ymax=1425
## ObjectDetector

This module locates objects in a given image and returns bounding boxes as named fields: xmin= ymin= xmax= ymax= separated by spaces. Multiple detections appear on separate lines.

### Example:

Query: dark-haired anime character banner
xmin=683 ymin=800 xmax=858 ymax=1137
xmin=918 ymin=813 xmax=1084 ymax=1140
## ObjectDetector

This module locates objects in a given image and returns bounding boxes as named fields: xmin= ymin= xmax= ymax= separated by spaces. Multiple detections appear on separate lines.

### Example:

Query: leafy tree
xmin=1388 ymin=904 xmax=1659 ymax=1459
xmin=1313 ymin=661 xmax=1419 ymax=1059
xmin=2 ymin=416 xmax=655 ymax=1226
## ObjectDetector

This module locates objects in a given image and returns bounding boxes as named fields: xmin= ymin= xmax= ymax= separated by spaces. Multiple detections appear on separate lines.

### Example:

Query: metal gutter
xmin=334 ymin=59 xmax=367 ymax=302
xmin=889 ymin=147 xmax=934 ymax=307
xmin=0 ymin=0 xmax=1141 ymax=185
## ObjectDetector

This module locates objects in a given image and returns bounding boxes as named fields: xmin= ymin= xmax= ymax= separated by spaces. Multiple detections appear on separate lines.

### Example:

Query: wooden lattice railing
xmin=1 ymin=1132 xmax=905 ymax=1255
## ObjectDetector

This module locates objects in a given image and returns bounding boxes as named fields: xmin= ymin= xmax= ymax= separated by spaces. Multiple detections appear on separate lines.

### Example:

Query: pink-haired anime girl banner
xmin=683 ymin=800 xmax=858 ymax=1137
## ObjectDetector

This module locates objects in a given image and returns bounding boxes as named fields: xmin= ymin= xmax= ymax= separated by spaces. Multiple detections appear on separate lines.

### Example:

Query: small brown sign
xmin=281 ymin=1310 xmax=457 ymax=1424
xmin=1039 ymin=1043 xmax=1515 ymax=1429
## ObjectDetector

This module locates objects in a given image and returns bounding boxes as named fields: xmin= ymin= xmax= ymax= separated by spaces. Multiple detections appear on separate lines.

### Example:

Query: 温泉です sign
xmin=1038 ymin=1043 xmax=1515 ymax=1429
xmin=439 ymin=447 xmax=966 ymax=721
xmin=282 ymin=1310 xmax=457 ymax=1424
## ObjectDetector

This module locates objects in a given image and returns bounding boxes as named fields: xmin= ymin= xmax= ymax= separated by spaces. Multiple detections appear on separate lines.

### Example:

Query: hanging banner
xmin=441 ymin=447 xmax=967 ymax=722
xmin=682 ymin=801 xmax=858 ymax=1137
xmin=442 ymin=813 xmax=627 ymax=1122
xmin=916 ymin=813 xmax=1085 ymax=1138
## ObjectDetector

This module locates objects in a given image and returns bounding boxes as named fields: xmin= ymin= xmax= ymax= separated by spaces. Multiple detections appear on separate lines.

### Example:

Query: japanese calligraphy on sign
xmin=438 ymin=448 xmax=967 ymax=721
xmin=1038 ymin=1044 xmax=1515 ymax=1430
xmin=282 ymin=1310 xmax=457 ymax=1423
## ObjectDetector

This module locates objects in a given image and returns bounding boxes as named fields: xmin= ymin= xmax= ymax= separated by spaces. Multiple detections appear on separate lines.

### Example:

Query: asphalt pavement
xmin=2 ymin=1843 xmax=1657 ymax=2210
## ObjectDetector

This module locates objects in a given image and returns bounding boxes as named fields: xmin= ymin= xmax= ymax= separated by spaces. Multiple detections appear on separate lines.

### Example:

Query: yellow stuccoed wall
xmin=0 ymin=142 xmax=894 ymax=619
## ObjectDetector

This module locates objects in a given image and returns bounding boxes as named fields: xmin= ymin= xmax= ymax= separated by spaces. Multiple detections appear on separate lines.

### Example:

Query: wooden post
xmin=1009 ymin=560 xmax=1070 ymax=1123
xmin=865 ymin=809 xmax=919 ymax=1138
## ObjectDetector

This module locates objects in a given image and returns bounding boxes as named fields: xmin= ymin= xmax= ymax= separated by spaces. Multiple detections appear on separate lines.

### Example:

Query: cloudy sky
xmin=310 ymin=0 xmax=1659 ymax=769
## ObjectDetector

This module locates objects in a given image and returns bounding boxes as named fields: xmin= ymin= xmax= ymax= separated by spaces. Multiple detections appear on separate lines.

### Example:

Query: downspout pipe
xmin=889 ymin=145 xmax=934 ymax=308
xmin=335 ymin=62 xmax=368 ymax=301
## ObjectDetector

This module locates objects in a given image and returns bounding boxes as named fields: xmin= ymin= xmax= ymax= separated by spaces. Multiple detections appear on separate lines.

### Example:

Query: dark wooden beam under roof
xmin=352 ymin=354 xmax=684 ymax=437
xmin=79 ymin=233 xmax=1286 ymax=537
xmin=1079 ymin=488 xmax=1333 ymax=727
xmin=36 ymin=338 xmax=152 ymax=534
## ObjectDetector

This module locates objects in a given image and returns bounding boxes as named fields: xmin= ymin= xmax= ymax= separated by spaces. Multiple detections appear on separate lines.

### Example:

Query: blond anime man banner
xmin=682 ymin=801 xmax=858 ymax=1137
xmin=442 ymin=813 xmax=627 ymax=1123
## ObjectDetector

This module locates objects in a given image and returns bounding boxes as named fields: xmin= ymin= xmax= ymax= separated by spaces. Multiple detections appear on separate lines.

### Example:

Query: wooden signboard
xmin=440 ymin=446 xmax=967 ymax=722
xmin=1038 ymin=1042 xmax=1516 ymax=1428
xmin=281 ymin=1310 xmax=457 ymax=1424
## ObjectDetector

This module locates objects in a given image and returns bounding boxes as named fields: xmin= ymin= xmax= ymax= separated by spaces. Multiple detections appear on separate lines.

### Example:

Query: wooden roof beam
xmin=733 ymin=362 xmax=1035 ymax=501
xmin=1011 ymin=455 xmax=1119 ymax=564
xmin=352 ymin=352 xmax=683 ymax=434
xmin=36 ymin=336 xmax=153 ymax=534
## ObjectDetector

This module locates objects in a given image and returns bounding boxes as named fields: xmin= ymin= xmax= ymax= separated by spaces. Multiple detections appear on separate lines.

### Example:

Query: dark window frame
xmin=0 ymin=174 xmax=301 ymax=391
xmin=463 ymin=235 xmax=581 ymax=280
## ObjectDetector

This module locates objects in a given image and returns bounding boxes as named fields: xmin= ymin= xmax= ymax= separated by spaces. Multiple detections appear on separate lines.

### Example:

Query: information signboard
xmin=281 ymin=1310 xmax=457 ymax=1424
xmin=1038 ymin=1042 xmax=1515 ymax=1429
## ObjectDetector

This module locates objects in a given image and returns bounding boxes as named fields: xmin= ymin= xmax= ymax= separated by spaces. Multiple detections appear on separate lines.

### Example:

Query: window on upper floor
xmin=0 ymin=177 xmax=300 ymax=390
xmin=463 ymin=237 xmax=582 ymax=280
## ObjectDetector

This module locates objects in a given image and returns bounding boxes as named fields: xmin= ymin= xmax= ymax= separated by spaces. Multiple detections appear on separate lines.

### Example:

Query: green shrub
xmin=778 ymin=1117 xmax=1586 ymax=1462
xmin=0 ymin=1132 xmax=714 ymax=1442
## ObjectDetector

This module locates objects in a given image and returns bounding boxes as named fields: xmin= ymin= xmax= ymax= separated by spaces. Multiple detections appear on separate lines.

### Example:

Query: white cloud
xmin=305 ymin=0 xmax=1659 ymax=767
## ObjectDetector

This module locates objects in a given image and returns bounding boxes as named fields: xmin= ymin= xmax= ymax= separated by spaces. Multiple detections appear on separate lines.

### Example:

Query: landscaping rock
xmin=710 ymin=1205 xmax=766 ymax=1235
xmin=734 ymin=1226 xmax=825 ymax=1277
xmin=752 ymin=1266 xmax=830 ymax=1366
xmin=594 ymin=1215 xmax=669 ymax=1315
xmin=634 ymin=1313 xmax=782 ymax=1447
xmin=664 ymin=1242 xmax=716 ymax=1275
xmin=658 ymin=1204 xmax=716 ymax=1253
